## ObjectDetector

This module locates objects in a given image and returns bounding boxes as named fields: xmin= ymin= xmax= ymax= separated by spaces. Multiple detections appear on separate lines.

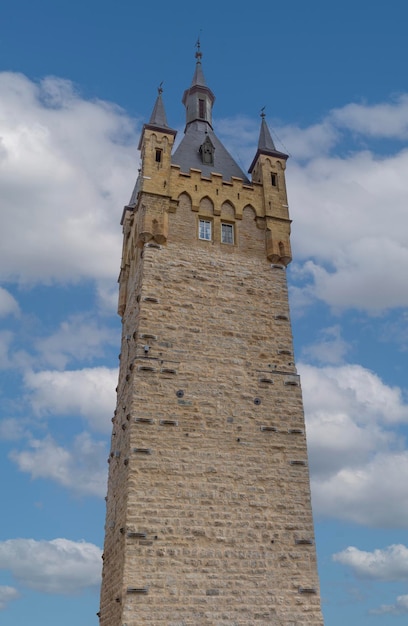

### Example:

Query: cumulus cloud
xmin=301 ymin=325 xmax=350 ymax=364
xmin=370 ymin=594 xmax=408 ymax=615
xmin=0 ymin=72 xmax=138 ymax=285
xmin=0 ymin=331 xmax=14 ymax=369
xmin=10 ymin=433 xmax=107 ymax=497
xmin=0 ymin=418 xmax=27 ymax=441
xmin=0 ymin=287 xmax=19 ymax=317
xmin=0 ymin=538 xmax=101 ymax=594
xmin=331 ymin=94 xmax=408 ymax=139
xmin=24 ymin=366 xmax=117 ymax=432
xmin=312 ymin=452 xmax=408 ymax=527
xmin=334 ymin=545 xmax=408 ymax=616
xmin=300 ymin=363 xmax=408 ymax=526
xmin=35 ymin=314 xmax=118 ymax=368
xmin=0 ymin=586 xmax=19 ymax=610
xmin=333 ymin=544 xmax=408 ymax=581
xmin=301 ymin=363 xmax=408 ymax=428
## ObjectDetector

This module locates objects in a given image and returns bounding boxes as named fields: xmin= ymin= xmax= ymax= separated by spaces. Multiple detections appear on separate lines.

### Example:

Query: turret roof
xmin=149 ymin=84 xmax=169 ymax=128
xmin=248 ymin=112 xmax=288 ymax=173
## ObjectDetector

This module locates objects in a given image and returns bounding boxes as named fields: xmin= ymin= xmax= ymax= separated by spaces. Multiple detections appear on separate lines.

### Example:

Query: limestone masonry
xmin=99 ymin=46 xmax=324 ymax=625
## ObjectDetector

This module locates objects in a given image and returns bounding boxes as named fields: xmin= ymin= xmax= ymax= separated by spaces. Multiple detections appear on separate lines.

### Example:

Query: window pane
xmin=221 ymin=223 xmax=234 ymax=244
xmin=199 ymin=220 xmax=211 ymax=240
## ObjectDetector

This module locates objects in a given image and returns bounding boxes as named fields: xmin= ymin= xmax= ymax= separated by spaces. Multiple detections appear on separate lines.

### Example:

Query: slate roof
xmin=172 ymin=121 xmax=249 ymax=182
xmin=149 ymin=87 xmax=169 ymax=128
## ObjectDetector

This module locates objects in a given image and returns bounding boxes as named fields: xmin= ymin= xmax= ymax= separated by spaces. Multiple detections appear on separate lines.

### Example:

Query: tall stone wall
xmin=99 ymin=189 xmax=323 ymax=625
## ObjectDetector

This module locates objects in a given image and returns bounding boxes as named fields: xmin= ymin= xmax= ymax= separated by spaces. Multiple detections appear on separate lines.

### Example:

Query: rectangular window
xmin=155 ymin=149 xmax=162 ymax=163
xmin=221 ymin=223 xmax=234 ymax=244
xmin=199 ymin=219 xmax=211 ymax=241
xmin=271 ymin=173 xmax=277 ymax=187
xmin=199 ymin=99 xmax=206 ymax=119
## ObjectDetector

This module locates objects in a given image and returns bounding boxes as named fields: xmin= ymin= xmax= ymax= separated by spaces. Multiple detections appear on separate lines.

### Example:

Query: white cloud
xmin=24 ymin=366 xmax=117 ymax=432
xmin=0 ymin=331 xmax=13 ymax=369
xmin=311 ymin=451 xmax=408 ymax=527
xmin=301 ymin=363 xmax=408 ymax=427
xmin=370 ymin=594 xmax=408 ymax=615
xmin=10 ymin=433 xmax=107 ymax=497
xmin=0 ymin=418 xmax=27 ymax=441
xmin=331 ymin=94 xmax=408 ymax=139
xmin=0 ymin=586 xmax=19 ymax=610
xmin=333 ymin=544 xmax=408 ymax=581
xmin=275 ymin=121 xmax=338 ymax=160
xmin=0 ymin=72 xmax=138 ymax=286
xmin=300 ymin=363 xmax=408 ymax=526
xmin=302 ymin=325 xmax=350 ymax=364
xmin=0 ymin=287 xmax=19 ymax=317
xmin=35 ymin=314 xmax=117 ymax=368
xmin=0 ymin=538 xmax=101 ymax=594
xmin=96 ymin=280 xmax=120 ymax=314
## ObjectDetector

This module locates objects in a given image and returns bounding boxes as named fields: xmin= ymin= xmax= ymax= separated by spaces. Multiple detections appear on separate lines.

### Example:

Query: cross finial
xmin=158 ymin=81 xmax=163 ymax=95
xmin=260 ymin=106 xmax=266 ymax=119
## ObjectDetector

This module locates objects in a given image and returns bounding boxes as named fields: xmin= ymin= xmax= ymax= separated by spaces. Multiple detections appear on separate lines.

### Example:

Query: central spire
xmin=172 ymin=45 xmax=248 ymax=182
xmin=182 ymin=43 xmax=215 ymax=129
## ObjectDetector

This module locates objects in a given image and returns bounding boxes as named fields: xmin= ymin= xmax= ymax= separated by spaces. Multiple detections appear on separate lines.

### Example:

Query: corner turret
xmin=249 ymin=111 xmax=292 ymax=265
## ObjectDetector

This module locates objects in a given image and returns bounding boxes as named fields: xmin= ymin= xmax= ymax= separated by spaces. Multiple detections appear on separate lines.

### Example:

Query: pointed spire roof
xmin=149 ymin=83 xmax=169 ymax=128
xmin=191 ymin=38 xmax=206 ymax=87
xmin=248 ymin=110 xmax=288 ymax=173
xmin=138 ymin=85 xmax=176 ymax=150
xmin=258 ymin=109 xmax=277 ymax=152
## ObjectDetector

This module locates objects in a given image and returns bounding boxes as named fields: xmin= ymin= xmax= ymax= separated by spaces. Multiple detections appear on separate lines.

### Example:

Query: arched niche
xmin=178 ymin=191 xmax=192 ymax=210
xmin=199 ymin=196 xmax=214 ymax=215
xmin=168 ymin=191 xmax=195 ymax=242
xmin=221 ymin=201 xmax=236 ymax=220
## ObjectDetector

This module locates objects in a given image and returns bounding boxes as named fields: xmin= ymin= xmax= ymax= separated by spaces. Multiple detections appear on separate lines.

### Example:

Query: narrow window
xmin=199 ymin=99 xmax=206 ymax=119
xmin=155 ymin=149 xmax=162 ymax=163
xmin=199 ymin=219 xmax=211 ymax=241
xmin=221 ymin=223 xmax=234 ymax=244
xmin=271 ymin=173 xmax=277 ymax=187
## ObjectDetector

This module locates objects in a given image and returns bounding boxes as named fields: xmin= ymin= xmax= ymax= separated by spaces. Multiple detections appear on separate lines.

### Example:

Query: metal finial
xmin=260 ymin=106 xmax=266 ymax=119
xmin=158 ymin=81 xmax=163 ymax=95
xmin=195 ymin=32 xmax=202 ymax=60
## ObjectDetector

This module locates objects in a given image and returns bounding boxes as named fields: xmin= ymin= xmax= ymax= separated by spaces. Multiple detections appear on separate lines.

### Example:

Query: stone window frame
xmin=198 ymin=218 xmax=212 ymax=241
xmin=221 ymin=222 xmax=234 ymax=245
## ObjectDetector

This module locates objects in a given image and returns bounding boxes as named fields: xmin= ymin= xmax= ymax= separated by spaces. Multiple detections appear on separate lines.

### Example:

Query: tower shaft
xmin=100 ymin=58 xmax=323 ymax=626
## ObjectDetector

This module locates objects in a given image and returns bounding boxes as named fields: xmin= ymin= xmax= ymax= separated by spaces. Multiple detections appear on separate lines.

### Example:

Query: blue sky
xmin=1 ymin=0 xmax=408 ymax=624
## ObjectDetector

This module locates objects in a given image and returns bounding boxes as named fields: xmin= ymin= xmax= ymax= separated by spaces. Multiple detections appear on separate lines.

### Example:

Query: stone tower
xmin=99 ymin=47 xmax=324 ymax=626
